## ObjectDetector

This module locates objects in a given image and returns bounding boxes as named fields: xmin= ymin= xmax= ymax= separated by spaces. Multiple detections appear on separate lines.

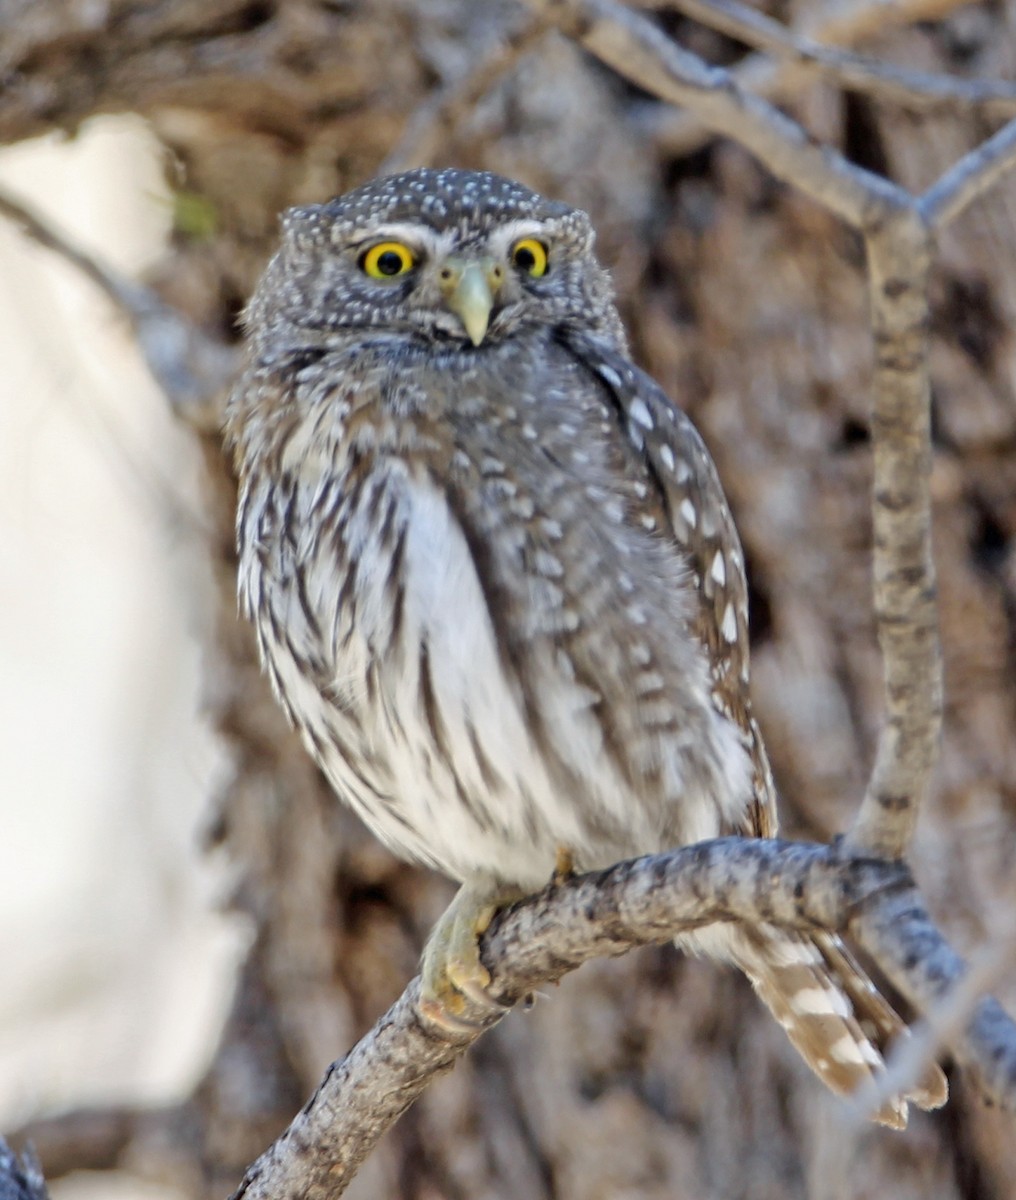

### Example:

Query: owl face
xmin=255 ymin=168 xmax=619 ymax=351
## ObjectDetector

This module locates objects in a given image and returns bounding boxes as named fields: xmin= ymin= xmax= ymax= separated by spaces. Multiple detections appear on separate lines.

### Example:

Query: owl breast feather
xmin=237 ymin=342 xmax=753 ymax=886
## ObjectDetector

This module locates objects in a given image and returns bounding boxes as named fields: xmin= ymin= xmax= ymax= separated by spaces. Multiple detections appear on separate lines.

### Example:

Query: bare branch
xmin=520 ymin=0 xmax=906 ymax=228
xmin=842 ymin=207 xmax=940 ymax=859
xmin=669 ymin=0 xmax=1016 ymax=115
xmin=647 ymin=0 xmax=977 ymax=40
xmin=851 ymin=935 xmax=1016 ymax=1127
xmin=649 ymin=0 xmax=981 ymax=158
xmin=231 ymin=838 xmax=1016 ymax=1200
xmin=379 ymin=16 xmax=549 ymax=176
xmin=920 ymin=117 xmax=1016 ymax=229
xmin=0 ymin=186 xmax=235 ymax=430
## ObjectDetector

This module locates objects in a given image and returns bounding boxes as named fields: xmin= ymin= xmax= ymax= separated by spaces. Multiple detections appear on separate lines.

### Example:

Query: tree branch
xmin=669 ymin=0 xmax=1016 ymax=115
xmin=0 ymin=186 xmax=235 ymax=429
xmin=522 ymin=0 xmax=905 ymax=227
xmin=230 ymin=838 xmax=1016 ymax=1200
xmin=920 ymin=116 xmax=1016 ymax=230
xmin=842 ymin=204 xmax=939 ymax=858
xmin=647 ymin=0 xmax=980 ymax=158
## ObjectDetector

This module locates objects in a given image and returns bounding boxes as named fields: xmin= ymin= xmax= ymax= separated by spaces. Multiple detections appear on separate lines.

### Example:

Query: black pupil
xmin=376 ymin=250 xmax=405 ymax=275
xmin=515 ymin=246 xmax=537 ymax=271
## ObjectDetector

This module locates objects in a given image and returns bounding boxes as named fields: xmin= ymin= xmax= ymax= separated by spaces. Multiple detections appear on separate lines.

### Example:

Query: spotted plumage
xmin=227 ymin=167 xmax=945 ymax=1124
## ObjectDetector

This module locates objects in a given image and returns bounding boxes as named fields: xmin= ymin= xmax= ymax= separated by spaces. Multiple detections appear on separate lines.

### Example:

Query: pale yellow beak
xmin=441 ymin=260 xmax=503 ymax=346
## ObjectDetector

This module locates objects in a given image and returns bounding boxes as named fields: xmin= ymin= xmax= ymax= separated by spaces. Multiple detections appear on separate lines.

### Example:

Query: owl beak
xmin=442 ymin=260 xmax=501 ymax=346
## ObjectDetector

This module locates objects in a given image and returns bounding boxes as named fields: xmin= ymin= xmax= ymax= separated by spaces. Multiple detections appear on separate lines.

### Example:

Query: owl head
xmin=245 ymin=168 xmax=625 ymax=351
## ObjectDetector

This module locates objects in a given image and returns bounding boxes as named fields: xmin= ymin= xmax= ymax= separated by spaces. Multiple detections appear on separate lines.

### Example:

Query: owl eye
xmin=511 ymin=238 xmax=549 ymax=278
xmin=360 ymin=241 xmax=416 ymax=279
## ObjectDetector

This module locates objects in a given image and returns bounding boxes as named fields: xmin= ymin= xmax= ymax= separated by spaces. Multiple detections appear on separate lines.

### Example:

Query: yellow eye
xmin=511 ymin=238 xmax=549 ymax=278
xmin=360 ymin=241 xmax=416 ymax=279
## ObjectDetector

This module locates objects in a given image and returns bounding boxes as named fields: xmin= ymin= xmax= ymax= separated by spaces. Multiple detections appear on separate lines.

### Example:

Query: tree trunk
xmin=4 ymin=3 xmax=1016 ymax=1197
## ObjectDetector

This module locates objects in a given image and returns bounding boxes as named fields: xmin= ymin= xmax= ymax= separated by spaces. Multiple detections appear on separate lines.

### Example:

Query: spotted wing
xmin=565 ymin=332 xmax=775 ymax=837
xmin=564 ymin=332 xmax=947 ymax=1123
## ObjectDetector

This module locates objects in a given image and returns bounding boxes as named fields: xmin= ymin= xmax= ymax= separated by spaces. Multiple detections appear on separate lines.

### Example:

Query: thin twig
xmin=670 ymin=0 xmax=1016 ymax=115
xmin=520 ymin=0 xmax=906 ymax=226
xmin=920 ymin=117 xmax=1016 ymax=229
xmin=230 ymin=839 xmax=1016 ymax=1200
xmin=0 ymin=187 xmax=235 ymax=430
xmin=380 ymin=16 xmax=549 ymax=176
xmin=649 ymin=0 xmax=978 ymax=158
xmin=853 ymin=936 xmax=1016 ymax=1126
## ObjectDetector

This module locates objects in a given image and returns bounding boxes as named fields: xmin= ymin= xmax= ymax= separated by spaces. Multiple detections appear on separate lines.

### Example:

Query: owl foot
xmin=417 ymin=880 xmax=521 ymax=1035
xmin=553 ymin=845 xmax=576 ymax=883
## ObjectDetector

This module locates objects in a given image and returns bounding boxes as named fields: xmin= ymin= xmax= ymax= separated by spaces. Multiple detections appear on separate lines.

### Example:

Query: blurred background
xmin=0 ymin=118 xmax=244 ymax=1198
xmin=1 ymin=4 xmax=1015 ymax=1199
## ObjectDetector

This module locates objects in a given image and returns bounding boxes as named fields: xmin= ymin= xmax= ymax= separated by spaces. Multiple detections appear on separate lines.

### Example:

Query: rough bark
xmin=4 ymin=3 xmax=1016 ymax=1198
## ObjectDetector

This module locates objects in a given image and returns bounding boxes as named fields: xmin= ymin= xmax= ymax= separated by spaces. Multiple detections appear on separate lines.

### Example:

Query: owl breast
xmin=237 ymin=332 xmax=752 ymax=888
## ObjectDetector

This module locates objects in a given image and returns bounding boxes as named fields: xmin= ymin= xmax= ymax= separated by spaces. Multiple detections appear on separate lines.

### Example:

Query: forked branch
xmin=670 ymin=0 xmax=1016 ymax=115
xmin=650 ymin=0 xmax=988 ymax=157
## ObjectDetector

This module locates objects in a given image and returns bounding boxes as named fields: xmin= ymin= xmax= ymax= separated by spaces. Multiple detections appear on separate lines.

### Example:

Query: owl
xmin=226 ymin=167 xmax=945 ymax=1126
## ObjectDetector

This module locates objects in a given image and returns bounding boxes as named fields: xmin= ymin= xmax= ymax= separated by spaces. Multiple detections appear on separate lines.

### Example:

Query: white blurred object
xmin=0 ymin=117 xmax=243 ymax=1197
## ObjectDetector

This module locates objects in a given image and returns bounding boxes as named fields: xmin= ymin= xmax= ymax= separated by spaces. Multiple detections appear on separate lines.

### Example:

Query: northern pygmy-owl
xmin=227 ymin=168 xmax=945 ymax=1125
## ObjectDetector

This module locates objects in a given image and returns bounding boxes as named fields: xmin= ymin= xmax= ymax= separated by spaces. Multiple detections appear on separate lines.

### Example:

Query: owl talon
xmin=417 ymin=994 xmax=500 ymax=1037
xmin=553 ymin=846 xmax=576 ymax=884
xmin=418 ymin=879 xmax=520 ymax=1034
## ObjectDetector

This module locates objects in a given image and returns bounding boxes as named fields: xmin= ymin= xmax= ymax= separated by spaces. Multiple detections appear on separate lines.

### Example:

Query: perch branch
xmin=231 ymin=838 xmax=1016 ymax=1200
xmin=0 ymin=186 xmax=235 ymax=430
xmin=669 ymin=0 xmax=1016 ymax=115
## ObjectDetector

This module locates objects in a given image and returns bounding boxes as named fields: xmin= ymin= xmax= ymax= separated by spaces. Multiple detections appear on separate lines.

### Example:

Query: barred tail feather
xmin=684 ymin=924 xmax=948 ymax=1127
xmin=735 ymin=926 xmax=948 ymax=1128
xmin=810 ymin=930 xmax=949 ymax=1115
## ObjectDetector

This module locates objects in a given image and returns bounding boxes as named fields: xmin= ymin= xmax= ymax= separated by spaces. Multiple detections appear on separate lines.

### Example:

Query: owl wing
xmin=563 ymin=331 xmax=775 ymax=838
xmin=562 ymin=330 xmax=947 ymax=1125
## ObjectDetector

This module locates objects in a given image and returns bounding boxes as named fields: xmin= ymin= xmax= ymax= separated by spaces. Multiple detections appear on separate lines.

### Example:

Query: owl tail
xmin=732 ymin=925 xmax=948 ymax=1128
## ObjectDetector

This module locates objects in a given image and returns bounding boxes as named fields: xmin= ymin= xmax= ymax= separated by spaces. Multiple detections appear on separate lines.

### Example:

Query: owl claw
xmin=417 ymin=978 xmax=511 ymax=1037
xmin=417 ymin=880 xmax=520 ymax=1035
xmin=553 ymin=845 xmax=576 ymax=883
